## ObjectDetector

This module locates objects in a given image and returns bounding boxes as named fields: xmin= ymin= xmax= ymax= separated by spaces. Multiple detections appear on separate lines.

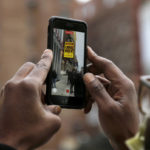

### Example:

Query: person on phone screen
xmin=52 ymin=70 xmax=57 ymax=88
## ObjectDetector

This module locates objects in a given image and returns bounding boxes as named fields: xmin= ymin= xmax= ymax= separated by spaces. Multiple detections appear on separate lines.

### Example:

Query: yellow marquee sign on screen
xmin=64 ymin=42 xmax=75 ymax=58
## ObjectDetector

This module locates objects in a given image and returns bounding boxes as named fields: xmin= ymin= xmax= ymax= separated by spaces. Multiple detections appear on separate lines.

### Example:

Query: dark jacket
xmin=0 ymin=144 xmax=16 ymax=150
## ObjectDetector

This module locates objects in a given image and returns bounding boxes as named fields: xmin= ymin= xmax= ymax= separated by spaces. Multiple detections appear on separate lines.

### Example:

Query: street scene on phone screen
xmin=51 ymin=28 xmax=85 ymax=97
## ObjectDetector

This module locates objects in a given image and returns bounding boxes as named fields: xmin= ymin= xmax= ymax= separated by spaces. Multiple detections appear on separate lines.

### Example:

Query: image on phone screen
xmin=51 ymin=28 xmax=85 ymax=98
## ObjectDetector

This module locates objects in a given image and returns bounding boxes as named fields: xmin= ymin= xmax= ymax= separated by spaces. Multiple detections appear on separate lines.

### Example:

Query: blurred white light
xmin=139 ymin=1 xmax=150 ymax=74
xmin=76 ymin=0 xmax=91 ymax=3
xmin=119 ymin=0 xmax=126 ymax=2
xmin=102 ymin=0 xmax=117 ymax=8
xmin=102 ymin=0 xmax=126 ymax=8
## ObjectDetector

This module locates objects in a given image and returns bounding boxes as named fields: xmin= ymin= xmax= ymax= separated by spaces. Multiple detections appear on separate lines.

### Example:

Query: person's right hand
xmin=83 ymin=47 xmax=139 ymax=150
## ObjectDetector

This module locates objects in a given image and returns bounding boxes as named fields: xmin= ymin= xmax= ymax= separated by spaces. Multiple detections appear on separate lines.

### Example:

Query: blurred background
xmin=0 ymin=0 xmax=150 ymax=149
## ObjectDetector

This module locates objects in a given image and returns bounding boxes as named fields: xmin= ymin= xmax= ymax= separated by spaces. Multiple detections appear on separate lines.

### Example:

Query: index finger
xmin=87 ymin=46 xmax=129 ymax=85
xmin=28 ymin=49 xmax=53 ymax=83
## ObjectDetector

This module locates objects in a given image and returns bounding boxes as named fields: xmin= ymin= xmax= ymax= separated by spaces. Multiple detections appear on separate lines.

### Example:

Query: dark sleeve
xmin=0 ymin=144 xmax=16 ymax=150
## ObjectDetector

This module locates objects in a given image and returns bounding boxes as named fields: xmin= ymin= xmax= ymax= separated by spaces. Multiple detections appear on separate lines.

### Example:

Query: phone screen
xmin=51 ymin=28 xmax=85 ymax=98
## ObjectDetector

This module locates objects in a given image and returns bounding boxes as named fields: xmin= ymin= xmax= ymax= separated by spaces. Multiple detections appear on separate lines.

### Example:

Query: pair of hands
xmin=0 ymin=47 xmax=139 ymax=150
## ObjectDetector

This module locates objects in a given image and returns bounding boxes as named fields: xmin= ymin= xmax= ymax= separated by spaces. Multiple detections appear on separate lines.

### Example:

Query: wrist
xmin=0 ymin=136 xmax=26 ymax=150
xmin=0 ymin=143 xmax=17 ymax=150
xmin=109 ymin=127 xmax=139 ymax=150
xmin=110 ymin=139 xmax=129 ymax=150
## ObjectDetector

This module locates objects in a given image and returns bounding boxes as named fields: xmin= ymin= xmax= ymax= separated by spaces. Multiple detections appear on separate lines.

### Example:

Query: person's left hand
xmin=0 ymin=49 xmax=61 ymax=150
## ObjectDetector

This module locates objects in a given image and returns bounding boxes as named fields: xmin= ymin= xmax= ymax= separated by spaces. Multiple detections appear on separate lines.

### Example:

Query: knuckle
xmin=104 ymin=59 xmax=114 ymax=68
xmin=18 ymin=79 xmax=37 ymax=92
xmin=0 ymin=87 xmax=4 ymax=96
xmin=90 ymin=79 xmax=104 ymax=94
xmin=19 ymin=80 xmax=30 ymax=88
xmin=4 ymin=80 xmax=17 ymax=92
xmin=128 ymin=79 xmax=135 ymax=87
xmin=51 ymin=115 xmax=61 ymax=130
xmin=102 ymin=103 xmax=117 ymax=117
xmin=41 ymin=52 xmax=51 ymax=59
xmin=93 ymin=83 xmax=103 ymax=93
xmin=124 ymin=78 xmax=135 ymax=90
xmin=92 ymin=53 xmax=99 ymax=60
xmin=24 ymin=62 xmax=35 ymax=68
xmin=36 ymin=61 xmax=49 ymax=72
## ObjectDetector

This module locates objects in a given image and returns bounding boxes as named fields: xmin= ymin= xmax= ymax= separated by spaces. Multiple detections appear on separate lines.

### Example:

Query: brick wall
xmin=0 ymin=0 xmax=28 ymax=87
xmin=0 ymin=0 xmax=61 ymax=88
xmin=72 ymin=0 xmax=139 ymax=76
xmin=88 ymin=1 xmax=136 ymax=75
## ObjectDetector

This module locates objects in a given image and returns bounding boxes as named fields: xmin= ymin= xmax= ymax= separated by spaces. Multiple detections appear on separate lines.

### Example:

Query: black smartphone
xmin=46 ymin=16 xmax=87 ymax=109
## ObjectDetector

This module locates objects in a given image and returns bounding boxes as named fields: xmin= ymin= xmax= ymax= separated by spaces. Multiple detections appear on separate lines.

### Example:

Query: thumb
xmin=83 ymin=73 xmax=112 ymax=108
xmin=46 ymin=105 xmax=62 ymax=115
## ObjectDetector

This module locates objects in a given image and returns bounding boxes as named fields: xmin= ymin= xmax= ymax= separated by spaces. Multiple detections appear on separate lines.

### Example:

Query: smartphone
xmin=46 ymin=16 xmax=87 ymax=109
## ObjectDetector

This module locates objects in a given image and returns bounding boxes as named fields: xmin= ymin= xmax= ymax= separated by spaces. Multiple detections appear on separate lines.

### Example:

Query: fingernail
xmin=44 ymin=49 xmax=52 ymax=54
xmin=54 ymin=106 xmax=62 ymax=115
xmin=86 ymin=63 xmax=92 ymax=68
xmin=41 ymin=49 xmax=53 ymax=59
xmin=83 ymin=73 xmax=95 ymax=84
